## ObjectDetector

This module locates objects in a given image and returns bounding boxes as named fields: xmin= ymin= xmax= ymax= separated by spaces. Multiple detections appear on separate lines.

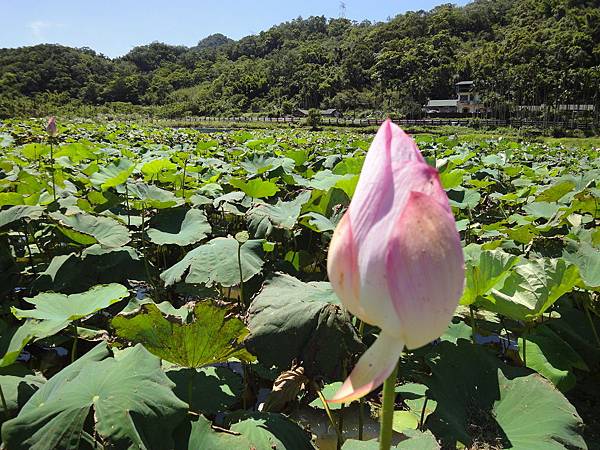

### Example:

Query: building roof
xmin=426 ymin=99 xmax=458 ymax=107
xmin=456 ymin=80 xmax=474 ymax=86
xmin=296 ymin=109 xmax=338 ymax=115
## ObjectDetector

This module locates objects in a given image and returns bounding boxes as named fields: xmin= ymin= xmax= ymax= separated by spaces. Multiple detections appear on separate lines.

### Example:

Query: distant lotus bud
xmin=46 ymin=116 xmax=58 ymax=137
xmin=327 ymin=120 xmax=464 ymax=403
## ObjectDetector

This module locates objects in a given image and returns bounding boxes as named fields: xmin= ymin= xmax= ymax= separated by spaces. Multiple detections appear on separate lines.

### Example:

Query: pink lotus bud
xmin=46 ymin=116 xmax=58 ymax=137
xmin=327 ymin=120 xmax=464 ymax=403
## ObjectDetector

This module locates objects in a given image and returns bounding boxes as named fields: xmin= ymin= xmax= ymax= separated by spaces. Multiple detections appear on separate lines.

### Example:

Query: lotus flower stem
xmin=23 ymin=224 xmax=37 ymax=276
xmin=125 ymin=183 xmax=131 ymax=227
xmin=358 ymin=398 xmax=365 ymax=440
xmin=357 ymin=319 xmax=365 ymax=440
xmin=188 ymin=370 xmax=194 ymax=412
xmin=237 ymin=242 xmax=245 ymax=308
xmin=49 ymin=140 xmax=56 ymax=202
xmin=71 ymin=323 xmax=78 ymax=363
xmin=584 ymin=303 xmax=600 ymax=349
xmin=0 ymin=384 xmax=8 ymax=420
xmin=521 ymin=329 xmax=528 ymax=366
xmin=316 ymin=387 xmax=343 ymax=445
xmin=379 ymin=362 xmax=398 ymax=450
xmin=418 ymin=396 xmax=429 ymax=430
xmin=469 ymin=306 xmax=478 ymax=343
xmin=140 ymin=206 xmax=158 ymax=297
xmin=337 ymin=402 xmax=345 ymax=450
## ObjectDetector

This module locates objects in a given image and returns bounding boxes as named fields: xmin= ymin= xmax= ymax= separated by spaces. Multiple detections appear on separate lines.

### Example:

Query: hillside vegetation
xmin=0 ymin=0 xmax=599 ymax=118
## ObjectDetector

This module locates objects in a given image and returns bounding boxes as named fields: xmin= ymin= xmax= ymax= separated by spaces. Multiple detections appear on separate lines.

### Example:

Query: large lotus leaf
xmin=460 ymin=245 xmax=520 ymax=306
xmin=53 ymin=143 xmax=97 ymax=162
xmin=300 ymin=211 xmax=342 ymax=233
xmin=547 ymin=300 xmax=600 ymax=368
xmin=563 ymin=240 xmax=600 ymax=289
xmin=305 ymin=169 xmax=354 ymax=191
xmin=111 ymin=301 xmax=254 ymax=368
xmin=12 ymin=284 xmax=129 ymax=335
xmin=0 ymin=365 xmax=45 ymax=425
xmin=225 ymin=412 xmax=315 ymax=450
xmin=0 ymin=236 xmax=18 ymax=297
xmin=447 ymin=188 xmax=481 ymax=209
xmin=50 ymin=211 xmax=131 ymax=248
xmin=1 ymin=343 xmax=188 ymax=450
xmin=183 ymin=415 xmax=253 ymax=449
xmin=246 ymin=274 xmax=364 ymax=379
xmin=0 ymin=193 xmax=25 ymax=207
xmin=147 ymin=207 xmax=211 ymax=246
xmin=167 ymin=366 xmax=243 ymax=414
xmin=161 ymin=237 xmax=264 ymax=287
xmin=0 ymin=205 xmax=43 ymax=228
xmin=522 ymin=201 xmax=561 ymax=220
xmin=480 ymin=258 xmax=579 ymax=321
xmin=127 ymin=181 xmax=183 ymax=209
xmin=520 ymin=324 xmax=588 ymax=392
xmin=342 ymin=430 xmax=439 ymax=449
xmin=239 ymin=155 xmax=294 ymax=176
xmin=141 ymin=158 xmax=177 ymax=178
xmin=229 ymin=178 xmax=279 ymax=198
xmin=34 ymin=245 xmax=146 ymax=294
xmin=20 ymin=143 xmax=50 ymax=160
xmin=0 ymin=319 xmax=60 ymax=367
xmin=248 ymin=190 xmax=311 ymax=238
xmin=0 ymin=132 xmax=13 ymax=147
xmin=422 ymin=340 xmax=586 ymax=449
xmin=90 ymin=158 xmax=135 ymax=190
xmin=535 ymin=180 xmax=576 ymax=203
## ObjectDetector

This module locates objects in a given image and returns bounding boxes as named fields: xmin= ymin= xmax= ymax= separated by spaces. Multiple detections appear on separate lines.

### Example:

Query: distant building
xmin=295 ymin=108 xmax=342 ymax=118
xmin=518 ymin=104 xmax=595 ymax=112
xmin=425 ymin=99 xmax=459 ymax=114
xmin=424 ymin=81 xmax=486 ymax=114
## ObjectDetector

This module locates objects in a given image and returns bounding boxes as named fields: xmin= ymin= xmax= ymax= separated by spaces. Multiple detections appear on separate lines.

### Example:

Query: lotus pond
xmin=0 ymin=119 xmax=598 ymax=449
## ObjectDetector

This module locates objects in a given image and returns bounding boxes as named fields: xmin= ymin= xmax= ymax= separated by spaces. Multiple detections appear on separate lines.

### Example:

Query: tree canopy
xmin=0 ymin=0 xmax=598 ymax=118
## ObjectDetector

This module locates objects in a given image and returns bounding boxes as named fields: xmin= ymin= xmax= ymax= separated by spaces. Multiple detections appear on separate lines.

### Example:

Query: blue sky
xmin=1 ymin=1 xmax=470 ymax=58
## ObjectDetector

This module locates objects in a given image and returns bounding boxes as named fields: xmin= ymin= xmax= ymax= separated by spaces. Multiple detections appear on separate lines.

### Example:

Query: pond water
xmin=290 ymin=404 xmax=405 ymax=450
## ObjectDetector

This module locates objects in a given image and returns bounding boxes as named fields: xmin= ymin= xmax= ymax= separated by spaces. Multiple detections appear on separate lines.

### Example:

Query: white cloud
xmin=28 ymin=20 xmax=62 ymax=41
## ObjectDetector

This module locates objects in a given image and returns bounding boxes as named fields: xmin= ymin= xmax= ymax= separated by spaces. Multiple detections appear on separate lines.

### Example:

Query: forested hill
xmin=1 ymin=0 xmax=599 ymax=118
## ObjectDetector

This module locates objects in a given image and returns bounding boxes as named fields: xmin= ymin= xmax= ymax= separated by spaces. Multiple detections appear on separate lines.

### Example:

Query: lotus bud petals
xmin=46 ymin=116 xmax=58 ymax=137
xmin=327 ymin=120 xmax=464 ymax=403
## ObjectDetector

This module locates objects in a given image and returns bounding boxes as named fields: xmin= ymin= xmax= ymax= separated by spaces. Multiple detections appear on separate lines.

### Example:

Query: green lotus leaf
xmin=229 ymin=178 xmax=279 ymax=198
xmin=480 ymin=258 xmax=579 ymax=321
xmin=0 ymin=365 xmax=45 ymax=426
xmin=0 ymin=319 xmax=59 ymax=367
xmin=50 ymin=211 xmax=131 ymax=248
xmin=0 ymin=205 xmax=43 ymax=228
xmin=161 ymin=237 xmax=264 ymax=287
xmin=423 ymin=340 xmax=586 ymax=449
xmin=90 ymin=158 xmax=135 ymax=190
xmin=246 ymin=273 xmax=363 ymax=379
xmin=460 ymin=245 xmax=520 ymax=306
xmin=225 ymin=412 xmax=315 ymax=450
xmin=127 ymin=181 xmax=183 ymax=209
xmin=520 ymin=324 xmax=588 ymax=392
xmin=12 ymin=284 xmax=129 ymax=335
xmin=1 ymin=343 xmax=188 ymax=450
xmin=33 ymin=245 xmax=146 ymax=294
xmin=341 ymin=430 xmax=439 ymax=449
xmin=167 ymin=366 xmax=243 ymax=414
xmin=563 ymin=240 xmax=600 ymax=289
xmin=248 ymin=190 xmax=311 ymax=238
xmin=147 ymin=207 xmax=212 ymax=246
xmin=141 ymin=158 xmax=177 ymax=178
xmin=111 ymin=301 xmax=254 ymax=367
